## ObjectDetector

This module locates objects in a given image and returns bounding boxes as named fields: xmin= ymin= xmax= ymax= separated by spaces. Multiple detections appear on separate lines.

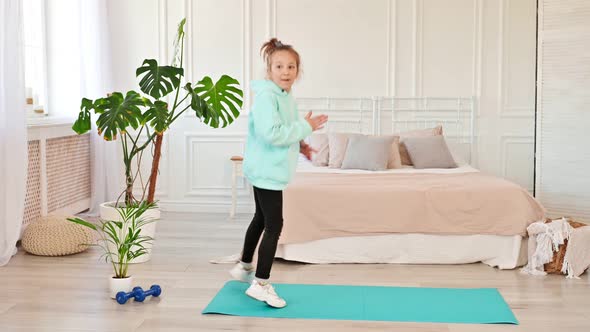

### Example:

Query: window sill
xmin=27 ymin=115 xmax=75 ymax=128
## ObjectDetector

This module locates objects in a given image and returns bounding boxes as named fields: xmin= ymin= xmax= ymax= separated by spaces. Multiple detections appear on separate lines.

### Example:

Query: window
xmin=23 ymin=0 xmax=48 ymax=117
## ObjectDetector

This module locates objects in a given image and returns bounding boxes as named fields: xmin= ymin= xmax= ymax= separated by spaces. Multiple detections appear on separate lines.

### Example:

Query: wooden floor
xmin=1 ymin=212 xmax=589 ymax=332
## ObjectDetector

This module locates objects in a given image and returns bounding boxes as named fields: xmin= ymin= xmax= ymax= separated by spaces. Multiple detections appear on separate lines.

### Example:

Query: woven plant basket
xmin=543 ymin=217 xmax=587 ymax=274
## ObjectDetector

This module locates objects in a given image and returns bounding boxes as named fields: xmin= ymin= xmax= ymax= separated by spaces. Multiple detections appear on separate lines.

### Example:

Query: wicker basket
xmin=543 ymin=217 xmax=587 ymax=274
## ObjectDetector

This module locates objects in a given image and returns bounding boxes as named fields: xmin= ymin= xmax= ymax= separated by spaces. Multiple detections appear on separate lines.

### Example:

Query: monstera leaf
xmin=143 ymin=100 xmax=170 ymax=133
xmin=136 ymin=59 xmax=184 ymax=100
xmin=186 ymin=75 xmax=243 ymax=128
xmin=72 ymin=98 xmax=93 ymax=134
xmin=94 ymin=91 xmax=146 ymax=141
xmin=184 ymin=83 xmax=209 ymax=119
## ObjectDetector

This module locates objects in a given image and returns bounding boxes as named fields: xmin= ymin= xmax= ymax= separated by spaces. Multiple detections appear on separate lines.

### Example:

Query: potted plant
xmin=68 ymin=201 xmax=157 ymax=298
xmin=71 ymin=18 xmax=243 ymax=262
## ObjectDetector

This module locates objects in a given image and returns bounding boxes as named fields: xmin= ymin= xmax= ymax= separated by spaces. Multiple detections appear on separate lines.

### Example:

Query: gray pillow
xmin=340 ymin=135 xmax=394 ymax=171
xmin=402 ymin=135 xmax=457 ymax=169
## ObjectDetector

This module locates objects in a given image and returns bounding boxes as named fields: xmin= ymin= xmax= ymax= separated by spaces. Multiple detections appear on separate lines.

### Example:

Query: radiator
xmin=23 ymin=140 xmax=42 ymax=229
xmin=23 ymin=125 xmax=91 ymax=234
xmin=46 ymin=135 xmax=91 ymax=213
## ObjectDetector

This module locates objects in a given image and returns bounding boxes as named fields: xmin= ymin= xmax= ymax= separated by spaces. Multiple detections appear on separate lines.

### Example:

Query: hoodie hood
xmin=251 ymin=79 xmax=288 ymax=96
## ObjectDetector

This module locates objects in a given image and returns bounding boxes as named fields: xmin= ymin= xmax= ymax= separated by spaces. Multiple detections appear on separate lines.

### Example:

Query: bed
xmin=274 ymin=97 xmax=545 ymax=269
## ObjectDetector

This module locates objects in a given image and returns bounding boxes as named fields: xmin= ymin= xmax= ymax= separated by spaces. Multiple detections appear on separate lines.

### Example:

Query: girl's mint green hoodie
xmin=243 ymin=80 xmax=312 ymax=190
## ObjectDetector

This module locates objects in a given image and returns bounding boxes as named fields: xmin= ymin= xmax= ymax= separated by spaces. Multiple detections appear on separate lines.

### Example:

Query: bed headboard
xmin=296 ymin=97 xmax=376 ymax=135
xmin=296 ymin=96 xmax=476 ymax=166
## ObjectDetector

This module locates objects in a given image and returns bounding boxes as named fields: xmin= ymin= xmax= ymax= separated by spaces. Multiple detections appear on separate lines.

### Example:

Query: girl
xmin=229 ymin=38 xmax=328 ymax=308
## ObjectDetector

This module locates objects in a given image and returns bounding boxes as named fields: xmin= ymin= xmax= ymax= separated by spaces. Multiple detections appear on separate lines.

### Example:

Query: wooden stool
xmin=230 ymin=156 xmax=244 ymax=219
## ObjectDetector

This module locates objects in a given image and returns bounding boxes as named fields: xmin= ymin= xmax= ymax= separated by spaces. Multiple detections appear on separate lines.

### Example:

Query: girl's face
xmin=268 ymin=50 xmax=298 ymax=92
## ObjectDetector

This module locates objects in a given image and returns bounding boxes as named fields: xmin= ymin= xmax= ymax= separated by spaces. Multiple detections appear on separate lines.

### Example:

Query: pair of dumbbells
xmin=116 ymin=285 xmax=162 ymax=304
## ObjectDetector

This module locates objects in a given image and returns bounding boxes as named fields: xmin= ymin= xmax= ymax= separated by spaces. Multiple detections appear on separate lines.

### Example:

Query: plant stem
xmin=173 ymin=94 xmax=189 ymax=112
xmin=135 ymin=132 xmax=157 ymax=154
xmin=168 ymin=37 xmax=187 ymax=124
xmin=168 ymin=104 xmax=192 ymax=125
xmin=121 ymin=133 xmax=135 ymax=206
xmin=147 ymin=133 xmax=163 ymax=204
xmin=127 ymin=126 xmax=144 ymax=154
xmin=136 ymin=149 xmax=147 ymax=202
xmin=101 ymin=228 xmax=119 ymax=278
xmin=143 ymin=25 xmax=186 ymax=205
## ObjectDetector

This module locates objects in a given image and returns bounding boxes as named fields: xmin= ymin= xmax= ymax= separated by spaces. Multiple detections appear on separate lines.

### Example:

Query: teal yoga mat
xmin=202 ymin=281 xmax=518 ymax=324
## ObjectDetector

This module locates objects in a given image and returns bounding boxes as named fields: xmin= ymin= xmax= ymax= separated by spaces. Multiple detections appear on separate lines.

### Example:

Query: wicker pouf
xmin=21 ymin=214 xmax=94 ymax=256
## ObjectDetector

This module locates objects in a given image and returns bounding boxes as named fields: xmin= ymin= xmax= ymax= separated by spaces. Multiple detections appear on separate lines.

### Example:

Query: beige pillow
xmin=309 ymin=133 xmax=329 ymax=166
xmin=386 ymin=136 xmax=402 ymax=169
xmin=397 ymin=125 xmax=443 ymax=165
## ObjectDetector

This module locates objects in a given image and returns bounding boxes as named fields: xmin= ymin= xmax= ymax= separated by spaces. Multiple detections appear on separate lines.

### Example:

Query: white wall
xmin=105 ymin=0 xmax=537 ymax=213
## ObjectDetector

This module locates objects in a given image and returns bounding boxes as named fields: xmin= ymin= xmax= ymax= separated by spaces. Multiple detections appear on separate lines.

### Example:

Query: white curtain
xmin=78 ymin=0 xmax=122 ymax=215
xmin=0 ymin=0 xmax=26 ymax=266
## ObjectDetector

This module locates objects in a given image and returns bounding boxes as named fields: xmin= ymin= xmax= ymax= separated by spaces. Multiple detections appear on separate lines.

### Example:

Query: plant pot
xmin=100 ymin=201 xmax=160 ymax=264
xmin=109 ymin=275 xmax=133 ymax=299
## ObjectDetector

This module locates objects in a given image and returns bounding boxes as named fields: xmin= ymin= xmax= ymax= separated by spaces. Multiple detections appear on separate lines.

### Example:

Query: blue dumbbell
xmin=116 ymin=288 xmax=143 ymax=304
xmin=133 ymin=285 xmax=162 ymax=302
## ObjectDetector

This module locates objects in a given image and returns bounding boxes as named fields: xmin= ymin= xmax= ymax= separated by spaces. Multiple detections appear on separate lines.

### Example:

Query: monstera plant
xmin=72 ymin=18 xmax=243 ymax=207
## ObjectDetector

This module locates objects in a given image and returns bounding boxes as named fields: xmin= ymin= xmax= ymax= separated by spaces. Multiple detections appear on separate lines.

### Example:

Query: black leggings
xmin=240 ymin=186 xmax=283 ymax=280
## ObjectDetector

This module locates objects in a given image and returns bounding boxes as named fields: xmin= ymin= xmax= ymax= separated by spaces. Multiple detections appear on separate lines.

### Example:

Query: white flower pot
xmin=109 ymin=275 xmax=133 ymax=299
xmin=100 ymin=201 xmax=160 ymax=264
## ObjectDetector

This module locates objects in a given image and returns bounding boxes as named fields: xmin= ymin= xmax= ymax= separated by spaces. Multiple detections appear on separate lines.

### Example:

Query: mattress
xmin=276 ymin=233 xmax=528 ymax=269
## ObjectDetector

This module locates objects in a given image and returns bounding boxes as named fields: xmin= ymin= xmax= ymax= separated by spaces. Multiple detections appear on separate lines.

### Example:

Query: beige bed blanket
xmin=281 ymin=171 xmax=545 ymax=244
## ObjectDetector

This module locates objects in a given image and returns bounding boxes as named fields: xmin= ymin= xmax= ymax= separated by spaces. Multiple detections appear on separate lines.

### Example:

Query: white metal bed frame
xmin=296 ymin=96 xmax=477 ymax=166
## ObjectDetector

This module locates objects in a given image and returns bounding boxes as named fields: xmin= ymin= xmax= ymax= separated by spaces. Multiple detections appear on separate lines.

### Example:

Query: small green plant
xmin=67 ymin=201 xmax=156 ymax=278
xmin=72 ymin=18 xmax=243 ymax=207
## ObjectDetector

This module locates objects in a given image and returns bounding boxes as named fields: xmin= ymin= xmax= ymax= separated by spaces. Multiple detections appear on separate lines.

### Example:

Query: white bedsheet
xmin=296 ymin=158 xmax=479 ymax=175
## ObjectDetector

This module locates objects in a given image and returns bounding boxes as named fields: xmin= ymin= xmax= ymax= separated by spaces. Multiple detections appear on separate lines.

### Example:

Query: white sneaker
xmin=245 ymin=280 xmax=287 ymax=308
xmin=229 ymin=263 xmax=254 ymax=283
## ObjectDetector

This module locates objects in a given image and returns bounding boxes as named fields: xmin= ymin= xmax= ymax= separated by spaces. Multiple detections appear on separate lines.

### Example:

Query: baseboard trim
xmin=158 ymin=200 xmax=254 ymax=214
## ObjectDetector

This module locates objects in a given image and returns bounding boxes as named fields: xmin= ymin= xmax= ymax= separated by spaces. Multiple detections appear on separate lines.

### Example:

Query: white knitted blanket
xmin=521 ymin=217 xmax=585 ymax=278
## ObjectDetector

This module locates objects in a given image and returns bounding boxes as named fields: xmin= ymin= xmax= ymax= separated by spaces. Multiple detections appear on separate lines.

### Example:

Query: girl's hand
xmin=299 ymin=141 xmax=316 ymax=160
xmin=304 ymin=111 xmax=328 ymax=131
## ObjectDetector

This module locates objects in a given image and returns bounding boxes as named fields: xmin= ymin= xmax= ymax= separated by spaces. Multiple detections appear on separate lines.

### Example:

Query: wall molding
xmin=267 ymin=0 xmax=277 ymax=39
xmin=416 ymin=0 xmax=482 ymax=102
xmin=497 ymin=0 xmax=505 ymax=117
xmin=386 ymin=0 xmax=397 ymax=96
xmin=412 ymin=0 xmax=423 ymax=97
xmin=186 ymin=0 xmax=194 ymax=83
xmin=498 ymin=0 xmax=535 ymax=118
xmin=499 ymin=134 xmax=534 ymax=191
xmin=158 ymin=0 xmax=168 ymax=65
xmin=159 ymin=200 xmax=254 ymax=214
xmin=184 ymin=133 xmax=247 ymax=196
xmin=473 ymin=0 xmax=483 ymax=116
xmin=242 ymin=0 xmax=252 ymax=111
xmin=500 ymin=107 xmax=534 ymax=119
